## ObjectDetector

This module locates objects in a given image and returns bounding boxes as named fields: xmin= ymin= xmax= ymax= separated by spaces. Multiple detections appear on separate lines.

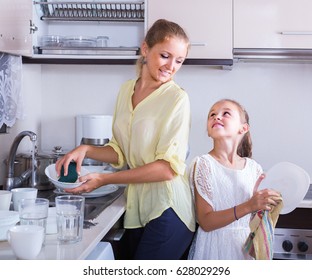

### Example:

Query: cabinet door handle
xmin=280 ymin=31 xmax=312 ymax=35
xmin=112 ymin=229 xmax=125 ymax=241
xmin=105 ymin=229 xmax=125 ymax=241
xmin=190 ymin=42 xmax=207 ymax=46
xmin=30 ymin=20 xmax=38 ymax=34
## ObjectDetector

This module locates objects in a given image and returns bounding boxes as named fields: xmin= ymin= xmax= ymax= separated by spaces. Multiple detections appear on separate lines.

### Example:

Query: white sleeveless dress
xmin=188 ymin=154 xmax=263 ymax=260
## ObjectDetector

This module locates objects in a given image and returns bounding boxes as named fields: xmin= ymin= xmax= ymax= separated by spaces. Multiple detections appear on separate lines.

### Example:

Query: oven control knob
xmin=297 ymin=241 xmax=308 ymax=253
xmin=282 ymin=240 xmax=293 ymax=252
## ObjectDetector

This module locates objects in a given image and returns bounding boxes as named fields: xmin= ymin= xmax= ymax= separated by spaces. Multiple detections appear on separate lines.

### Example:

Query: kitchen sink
xmin=37 ymin=186 xmax=125 ymax=224
xmin=48 ymin=201 xmax=102 ymax=221
xmin=83 ymin=204 xmax=97 ymax=220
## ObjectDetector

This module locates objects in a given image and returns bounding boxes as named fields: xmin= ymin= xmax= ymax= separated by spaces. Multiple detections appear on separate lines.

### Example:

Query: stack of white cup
xmin=11 ymin=188 xmax=38 ymax=211
xmin=6 ymin=188 xmax=48 ymax=260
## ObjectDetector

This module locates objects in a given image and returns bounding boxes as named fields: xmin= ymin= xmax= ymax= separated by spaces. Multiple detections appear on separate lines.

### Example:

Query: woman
xmin=56 ymin=19 xmax=195 ymax=260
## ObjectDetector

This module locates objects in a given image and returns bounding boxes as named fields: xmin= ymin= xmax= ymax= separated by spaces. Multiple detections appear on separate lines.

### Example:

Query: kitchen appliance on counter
xmin=76 ymin=114 xmax=113 ymax=166
xmin=273 ymin=184 xmax=312 ymax=260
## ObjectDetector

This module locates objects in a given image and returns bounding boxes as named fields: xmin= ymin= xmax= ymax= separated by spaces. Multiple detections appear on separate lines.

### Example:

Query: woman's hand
xmin=64 ymin=172 xmax=110 ymax=194
xmin=55 ymin=145 xmax=89 ymax=177
xmin=64 ymin=159 xmax=175 ymax=194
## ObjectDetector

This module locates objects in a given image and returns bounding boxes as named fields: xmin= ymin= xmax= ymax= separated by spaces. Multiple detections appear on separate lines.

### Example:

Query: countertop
xmin=1 ymin=185 xmax=310 ymax=260
xmin=298 ymin=199 xmax=312 ymax=208
xmin=0 ymin=189 xmax=126 ymax=260
xmin=298 ymin=184 xmax=312 ymax=208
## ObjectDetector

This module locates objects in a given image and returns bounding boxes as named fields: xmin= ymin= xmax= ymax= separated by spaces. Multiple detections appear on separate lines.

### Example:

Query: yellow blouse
xmin=106 ymin=79 xmax=195 ymax=232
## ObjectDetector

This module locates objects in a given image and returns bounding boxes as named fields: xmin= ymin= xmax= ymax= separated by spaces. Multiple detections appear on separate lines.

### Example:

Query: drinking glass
xmin=55 ymin=195 xmax=85 ymax=243
xmin=18 ymin=198 xmax=49 ymax=235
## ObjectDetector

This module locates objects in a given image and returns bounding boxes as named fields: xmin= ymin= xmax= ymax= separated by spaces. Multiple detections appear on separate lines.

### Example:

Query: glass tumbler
xmin=55 ymin=195 xmax=85 ymax=244
xmin=18 ymin=198 xmax=49 ymax=235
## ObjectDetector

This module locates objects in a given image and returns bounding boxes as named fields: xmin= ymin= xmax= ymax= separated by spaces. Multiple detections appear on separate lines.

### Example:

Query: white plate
xmin=258 ymin=162 xmax=310 ymax=214
xmin=54 ymin=184 xmax=118 ymax=198
xmin=82 ymin=185 xmax=118 ymax=198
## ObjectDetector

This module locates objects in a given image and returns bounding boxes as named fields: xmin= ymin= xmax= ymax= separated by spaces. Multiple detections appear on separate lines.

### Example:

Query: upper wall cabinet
xmin=146 ymin=0 xmax=233 ymax=65
xmin=0 ymin=0 xmax=33 ymax=56
xmin=234 ymin=0 xmax=312 ymax=51
xmin=0 ymin=0 xmax=232 ymax=65
xmin=0 ymin=0 xmax=145 ymax=61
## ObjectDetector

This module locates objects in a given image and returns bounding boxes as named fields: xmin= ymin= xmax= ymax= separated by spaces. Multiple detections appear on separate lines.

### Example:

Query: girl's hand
xmin=253 ymin=173 xmax=265 ymax=193
xmin=248 ymin=173 xmax=282 ymax=212
xmin=249 ymin=189 xmax=282 ymax=212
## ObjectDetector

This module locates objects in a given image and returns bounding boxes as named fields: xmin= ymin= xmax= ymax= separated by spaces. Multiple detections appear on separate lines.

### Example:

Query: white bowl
xmin=0 ymin=210 xmax=20 ymax=241
xmin=45 ymin=163 xmax=89 ymax=190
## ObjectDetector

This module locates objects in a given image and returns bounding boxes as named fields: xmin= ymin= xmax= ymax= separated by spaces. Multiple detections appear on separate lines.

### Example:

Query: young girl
xmin=188 ymin=99 xmax=281 ymax=260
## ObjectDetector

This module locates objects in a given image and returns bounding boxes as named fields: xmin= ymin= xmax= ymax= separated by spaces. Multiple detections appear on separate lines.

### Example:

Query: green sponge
xmin=58 ymin=162 xmax=78 ymax=183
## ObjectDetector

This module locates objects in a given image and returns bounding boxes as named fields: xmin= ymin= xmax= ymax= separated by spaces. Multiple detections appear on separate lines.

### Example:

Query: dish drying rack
xmin=34 ymin=1 xmax=145 ymax=22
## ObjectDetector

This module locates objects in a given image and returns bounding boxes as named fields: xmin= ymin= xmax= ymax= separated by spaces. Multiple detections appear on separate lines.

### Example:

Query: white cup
xmin=11 ymin=188 xmax=38 ymax=211
xmin=0 ymin=191 xmax=12 ymax=210
xmin=7 ymin=225 xmax=44 ymax=260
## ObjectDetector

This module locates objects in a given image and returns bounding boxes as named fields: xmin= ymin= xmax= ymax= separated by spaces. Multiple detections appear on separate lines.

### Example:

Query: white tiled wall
xmin=1 ymin=61 xmax=312 ymax=185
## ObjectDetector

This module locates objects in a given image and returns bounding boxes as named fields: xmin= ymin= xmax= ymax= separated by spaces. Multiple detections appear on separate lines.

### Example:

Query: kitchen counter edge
xmin=0 ymin=191 xmax=126 ymax=260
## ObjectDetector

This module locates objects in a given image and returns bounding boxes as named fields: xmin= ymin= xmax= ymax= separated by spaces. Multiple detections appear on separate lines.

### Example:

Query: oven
xmin=273 ymin=185 xmax=312 ymax=260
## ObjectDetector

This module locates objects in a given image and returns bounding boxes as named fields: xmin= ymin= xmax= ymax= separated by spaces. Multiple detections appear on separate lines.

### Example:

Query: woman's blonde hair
xmin=136 ymin=19 xmax=190 ymax=77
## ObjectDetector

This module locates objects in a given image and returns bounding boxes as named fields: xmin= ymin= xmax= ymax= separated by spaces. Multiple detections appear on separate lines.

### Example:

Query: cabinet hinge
xmin=30 ymin=20 xmax=38 ymax=34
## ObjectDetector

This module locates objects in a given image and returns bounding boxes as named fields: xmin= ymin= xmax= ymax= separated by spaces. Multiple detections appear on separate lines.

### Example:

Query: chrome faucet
xmin=4 ymin=131 xmax=37 ymax=191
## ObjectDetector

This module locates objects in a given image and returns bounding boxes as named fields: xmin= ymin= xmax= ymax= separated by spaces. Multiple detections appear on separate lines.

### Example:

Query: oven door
xmin=273 ymin=196 xmax=312 ymax=260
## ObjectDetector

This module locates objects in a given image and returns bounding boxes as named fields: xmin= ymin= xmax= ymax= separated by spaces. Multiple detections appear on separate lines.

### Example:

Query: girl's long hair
xmin=219 ymin=99 xmax=253 ymax=158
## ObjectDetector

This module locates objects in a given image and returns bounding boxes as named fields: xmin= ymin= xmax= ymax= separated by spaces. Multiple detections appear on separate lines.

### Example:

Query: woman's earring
xmin=141 ymin=56 xmax=147 ymax=65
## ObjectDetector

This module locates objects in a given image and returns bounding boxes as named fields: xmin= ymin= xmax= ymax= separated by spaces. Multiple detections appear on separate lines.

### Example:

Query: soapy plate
xmin=258 ymin=162 xmax=310 ymax=214
xmin=54 ymin=184 xmax=118 ymax=198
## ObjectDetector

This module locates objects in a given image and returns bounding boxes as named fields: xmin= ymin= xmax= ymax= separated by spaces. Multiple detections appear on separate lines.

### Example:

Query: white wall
xmin=1 ymin=61 xmax=312 ymax=186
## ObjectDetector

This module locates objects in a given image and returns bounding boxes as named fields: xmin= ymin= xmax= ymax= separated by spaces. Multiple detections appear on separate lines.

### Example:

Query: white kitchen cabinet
xmin=146 ymin=0 xmax=233 ymax=63
xmin=0 ymin=0 xmax=233 ymax=64
xmin=0 ymin=0 xmax=33 ymax=56
xmin=0 ymin=0 xmax=145 ymax=60
xmin=234 ymin=0 xmax=312 ymax=49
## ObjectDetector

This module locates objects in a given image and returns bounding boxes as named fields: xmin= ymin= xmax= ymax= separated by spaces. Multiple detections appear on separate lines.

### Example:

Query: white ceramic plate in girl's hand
xmin=258 ymin=162 xmax=310 ymax=214
xmin=45 ymin=163 xmax=89 ymax=190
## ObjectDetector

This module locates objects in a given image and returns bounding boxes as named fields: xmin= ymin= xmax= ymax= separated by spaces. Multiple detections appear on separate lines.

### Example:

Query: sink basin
xmin=37 ymin=186 xmax=125 ymax=222
xmin=48 ymin=201 xmax=101 ymax=221
xmin=84 ymin=203 xmax=97 ymax=220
